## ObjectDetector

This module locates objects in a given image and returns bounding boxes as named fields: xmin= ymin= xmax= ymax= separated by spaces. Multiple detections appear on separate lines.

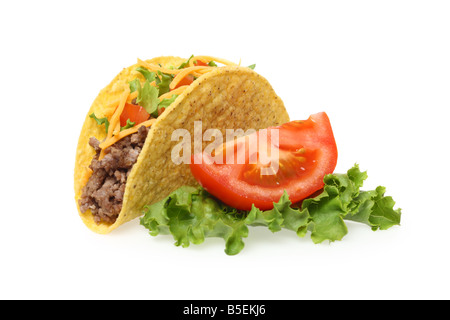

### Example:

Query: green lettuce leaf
xmin=141 ymin=186 xmax=250 ymax=255
xmin=89 ymin=113 xmax=110 ymax=134
xmin=140 ymin=165 xmax=402 ymax=255
xmin=345 ymin=186 xmax=402 ymax=231
xmin=136 ymin=81 xmax=159 ymax=116
xmin=156 ymin=72 xmax=174 ymax=96
xmin=120 ymin=119 xmax=135 ymax=131
xmin=135 ymin=66 xmax=156 ymax=82
xmin=158 ymin=94 xmax=178 ymax=109
xmin=128 ymin=78 xmax=141 ymax=94
xmin=178 ymin=55 xmax=194 ymax=69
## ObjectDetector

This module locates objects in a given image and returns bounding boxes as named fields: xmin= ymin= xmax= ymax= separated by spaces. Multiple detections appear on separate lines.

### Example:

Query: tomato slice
xmin=189 ymin=112 xmax=338 ymax=210
xmin=120 ymin=103 xmax=150 ymax=127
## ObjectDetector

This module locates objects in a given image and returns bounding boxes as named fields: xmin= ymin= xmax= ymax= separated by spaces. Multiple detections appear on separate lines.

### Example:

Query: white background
xmin=1 ymin=0 xmax=449 ymax=300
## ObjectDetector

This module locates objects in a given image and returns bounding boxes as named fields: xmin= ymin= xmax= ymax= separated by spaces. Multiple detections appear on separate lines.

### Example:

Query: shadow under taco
xmin=74 ymin=55 xmax=290 ymax=234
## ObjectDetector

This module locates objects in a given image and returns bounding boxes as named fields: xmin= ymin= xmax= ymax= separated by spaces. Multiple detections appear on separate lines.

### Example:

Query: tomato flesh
xmin=172 ymin=75 xmax=194 ymax=90
xmin=189 ymin=112 xmax=338 ymax=210
xmin=194 ymin=60 xmax=208 ymax=66
xmin=120 ymin=103 xmax=150 ymax=127
xmin=241 ymin=148 xmax=319 ymax=187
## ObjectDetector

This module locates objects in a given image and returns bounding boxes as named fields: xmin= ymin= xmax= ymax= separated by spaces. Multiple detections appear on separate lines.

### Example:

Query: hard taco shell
xmin=74 ymin=56 xmax=290 ymax=234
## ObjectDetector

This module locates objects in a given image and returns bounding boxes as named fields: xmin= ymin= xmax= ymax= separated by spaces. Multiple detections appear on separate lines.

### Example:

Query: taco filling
xmin=79 ymin=126 xmax=150 ymax=224
xmin=79 ymin=55 xmax=243 ymax=224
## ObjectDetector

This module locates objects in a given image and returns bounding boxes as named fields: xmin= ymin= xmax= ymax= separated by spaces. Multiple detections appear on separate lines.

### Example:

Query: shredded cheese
xmin=170 ymin=66 xmax=212 ymax=90
xmin=109 ymin=87 xmax=130 ymax=137
xmin=108 ymin=90 xmax=138 ymax=109
xmin=127 ymin=90 xmax=139 ymax=102
xmin=188 ymin=57 xmax=207 ymax=67
xmin=99 ymin=149 xmax=106 ymax=161
xmin=80 ymin=168 xmax=93 ymax=188
xmin=104 ymin=90 xmax=138 ymax=118
xmin=137 ymin=58 xmax=181 ymax=75
xmin=96 ymin=56 xmax=238 ymax=158
xmin=195 ymin=68 xmax=216 ymax=75
xmin=159 ymin=85 xmax=188 ymax=101
xmin=99 ymin=119 xmax=156 ymax=150
xmin=99 ymin=87 xmax=130 ymax=159
xmin=189 ymin=56 xmax=238 ymax=67
xmin=112 ymin=120 xmax=121 ymax=136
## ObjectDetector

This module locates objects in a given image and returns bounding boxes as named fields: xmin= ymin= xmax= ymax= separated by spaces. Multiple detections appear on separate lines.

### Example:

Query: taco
xmin=74 ymin=55 xmax=290 ymax=234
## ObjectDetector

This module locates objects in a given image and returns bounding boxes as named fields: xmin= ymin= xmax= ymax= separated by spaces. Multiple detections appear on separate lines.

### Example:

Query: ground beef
xmin=79 ymin=126 xmax=149 ymax=224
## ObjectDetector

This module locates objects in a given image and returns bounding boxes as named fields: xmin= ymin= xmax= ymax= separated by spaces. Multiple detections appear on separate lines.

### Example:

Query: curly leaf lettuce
xmin=142 ymin=186 xmax=250 ymax=255
xmin=140 ymin=165 xmax=401 ymax=255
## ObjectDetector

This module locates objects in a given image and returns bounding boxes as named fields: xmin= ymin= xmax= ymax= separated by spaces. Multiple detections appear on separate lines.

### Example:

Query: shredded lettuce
xmin=140 ymin=165 xmax=401 ymax=255
xmin=178 ymin=55 xmax=194 ymax=69
xmin=89 ymin=113 xmax=110 ymax=134
xmin=156 ymin=71 xmax=174 ymax=97
xmin=135 ymin=67 xmax=156 ymax=82
xmin=120 ymin=119 xmax=135 ymax=131
xmin=136 ymin=81 xmax=159 ymax=116
xmin=158 ymin=94 xmax=178 ymax=112
xmin=128 ymin=66 xmax=176 ymax=116
xmin=128 ymin=78 xmax=141 ymax=94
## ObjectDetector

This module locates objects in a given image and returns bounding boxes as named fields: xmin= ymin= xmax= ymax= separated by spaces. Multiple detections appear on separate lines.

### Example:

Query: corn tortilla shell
xmin=74 ymin=56 xmax=290 ymax=234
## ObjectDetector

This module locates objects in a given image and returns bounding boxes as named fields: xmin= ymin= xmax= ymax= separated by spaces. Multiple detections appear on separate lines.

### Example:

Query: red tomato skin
xmin=189 ymin=112 xmax=338 ymax=211
xmin=190 ymin=163 xmax=275 ymax=210
xmin=120 ymin=103 xmax=150 ymax=127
